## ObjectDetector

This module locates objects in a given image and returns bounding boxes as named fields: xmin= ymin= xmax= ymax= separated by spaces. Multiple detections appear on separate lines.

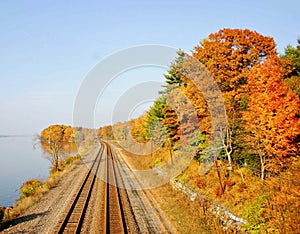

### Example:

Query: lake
xmin=0 ymin=136 xmax=50 ymax=207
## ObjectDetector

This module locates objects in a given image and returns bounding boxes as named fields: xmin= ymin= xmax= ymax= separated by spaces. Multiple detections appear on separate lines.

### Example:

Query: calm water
xmin=0 ymin=136 xmax=50 ymax=207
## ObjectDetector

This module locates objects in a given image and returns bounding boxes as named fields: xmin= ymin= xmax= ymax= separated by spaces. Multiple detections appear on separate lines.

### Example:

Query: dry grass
xmin=157 ymin=153 xmax=300 ymax=233
xmin=115 ymin=142 xmax=236 ymax=233
xmin=114 ymin=140 xmax=174 ymax=170
xmin=175 ymin=159 xmax=264 ymax=218
xmin=112 ymin=141 xmax=299 ymax=233
xmin=151 ymin=183 xmax=236 ymax=233
xmin=113 ymin=141 xmax=155 ymax=170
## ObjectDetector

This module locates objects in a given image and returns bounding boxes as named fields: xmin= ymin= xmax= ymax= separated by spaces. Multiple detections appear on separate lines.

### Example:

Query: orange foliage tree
xmin=193 ymin=28 xmax=277 ymax=95
xmin=193 ymin=28 xmax=278 ymax=166
xmin=97 ymin=125 xmax=113 ymax=140
xmin=242 ymin=58 xmax=300 ymax=179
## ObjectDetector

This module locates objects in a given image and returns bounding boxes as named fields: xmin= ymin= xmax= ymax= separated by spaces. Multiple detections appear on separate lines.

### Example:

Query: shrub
xmin=20 ymin=179 xmax=42 ymax=198
xmin=50 ymin=167 xmax=59 ymax=175
xmin=243 ymin=194 xmax=268 ymax=233
xmin=238 ymin=183 xmax=248 ymax=192
xmin=196 ymin=178 xmax=206 ymax=189
xmin=44 ymin=175 xmax=59 ymax=189
xmin=154 ymin=157 xmax=162 ymax=166
xmin=224 ymin=179 xmax=236 ymax=191
xmin=215 ymin=186 xmax=223 ymax=198
xmin=65 ymin=154 xmax=81 ymax=165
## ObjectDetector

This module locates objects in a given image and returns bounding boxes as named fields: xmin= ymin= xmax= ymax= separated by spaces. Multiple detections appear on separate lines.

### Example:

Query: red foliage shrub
xmin=215 ymin=186 xmax=223 ymax=198
xmin=196 ymin=178 xmax=206 ymax=189
xmin=224 ymin=179 xmax=236 ymax=191
xmin=238 ymin=183 xmax=248 ymax=192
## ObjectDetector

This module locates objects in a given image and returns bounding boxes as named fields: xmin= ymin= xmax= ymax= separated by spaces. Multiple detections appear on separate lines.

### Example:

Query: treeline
xmin=99 ymin=28 xmax=300 ymax=180
xmin=97 ymin=29 xmax=300 ymax=232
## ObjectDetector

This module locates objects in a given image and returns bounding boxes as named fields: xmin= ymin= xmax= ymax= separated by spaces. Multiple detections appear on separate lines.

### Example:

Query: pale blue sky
xmin=0 ymin=0 xmax=299 ymax=134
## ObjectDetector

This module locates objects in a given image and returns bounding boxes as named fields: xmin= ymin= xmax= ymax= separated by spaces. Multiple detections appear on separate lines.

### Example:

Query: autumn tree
xmin=41 ymin=124 xmax=75 ymax=171
xmin=74 ymin=127 xmax=96 ymax=147
xmin=131 ymin=115 xmax=150 ymax=143
xmin=97 ymin=125 xmax=114 ymax=140
xmin=193 ymin=28 xmax=278 ymax=166
xmin=160 ymin=51 xmax=204 ymax=154
xmin=158 ymin=29 xmax=278 ymax=167
xmin=162 ymin=106 xmax=180 ymax=146
xmin=113 ymin=121 xmax=129 ymax=141
xmin=243 ymin=58 xmax=300 ymax=179
xmin=193 ymin=29 xmax=277 ymax=95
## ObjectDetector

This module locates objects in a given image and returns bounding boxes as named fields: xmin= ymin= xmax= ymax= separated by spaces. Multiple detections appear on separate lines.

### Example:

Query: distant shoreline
xmin=0 ymin=135 xmax=34 ymax=138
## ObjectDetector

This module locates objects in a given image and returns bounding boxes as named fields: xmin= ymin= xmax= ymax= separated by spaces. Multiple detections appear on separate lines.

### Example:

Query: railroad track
xmin=103 ymin=141 xmax=128 ymax=233
xmin=109 ymin=143 xmax=173 ymax=233
xmin=55 ymin=142 xmax=129 ymax=233
xmin=55 ymin=146 xmax=104 ymax=233
xmin=54 ymin=141 xmax=171 ymax=233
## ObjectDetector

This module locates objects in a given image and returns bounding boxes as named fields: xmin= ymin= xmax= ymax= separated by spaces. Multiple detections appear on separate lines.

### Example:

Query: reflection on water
xmin=0 ymin=136 xmax=50 ymax=207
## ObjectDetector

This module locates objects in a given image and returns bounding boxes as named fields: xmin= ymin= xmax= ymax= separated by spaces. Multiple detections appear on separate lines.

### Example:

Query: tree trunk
xmin=221 ymin=127 xmax=233 ymax=171
xmin=215 ymin=157 xmax=224 ymax=194
xmin=226 ymin=150 xmax=232 ymax=170
xmin=54 ymin=151 xmax=59 ymax=171
xmin=169 ymin=144 xmax=173 ymax=164
xmin=260 ymin=153 xmax=265 ymax=180
xmin=240 ymin=170 xmax=245 ymax=183
xmin=226 ymin=127 xmax=233 ymax=170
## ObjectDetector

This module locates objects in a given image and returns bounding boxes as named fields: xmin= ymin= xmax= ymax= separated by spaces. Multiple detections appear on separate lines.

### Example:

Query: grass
xmin=172 ymin=156 xmax=300 ymax=233
xmin=116 ymin=141 xmax=295 ymax=233
xmin=151 ymin=183 xmax=239 ymax=233
xmin=114 ymin=142 xmax=241 ymax=233
xmin=175 ymin=158 xmax=264 ymax=218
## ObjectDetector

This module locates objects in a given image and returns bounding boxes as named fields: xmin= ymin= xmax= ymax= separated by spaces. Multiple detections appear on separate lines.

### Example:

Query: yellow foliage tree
xmin=41 ymin=125 xmax=74 ymax=171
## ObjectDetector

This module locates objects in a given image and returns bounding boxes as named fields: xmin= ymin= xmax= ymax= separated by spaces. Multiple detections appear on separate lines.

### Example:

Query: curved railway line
xmin=55 ymin=145 xmax=104 ymax=233
xmin=54 ymin=141 xmax=172 ymax=233
xmin=109 ymin=143 xmax=173 ymax=233
xmin=55 ymin=142 xmax=130 ymax=234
